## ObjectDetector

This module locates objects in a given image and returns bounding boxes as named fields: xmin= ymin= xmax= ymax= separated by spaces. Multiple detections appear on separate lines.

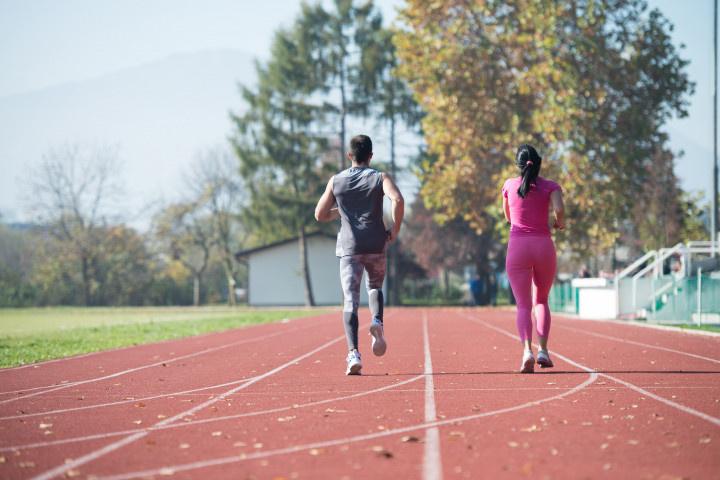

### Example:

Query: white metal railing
xmin=631 ymin=243 xmax=684 ymax=312
xmin=626 ymin=240 xmax=720 ymax=317
xmin=614 ymin=250 xmax=657 ymax=317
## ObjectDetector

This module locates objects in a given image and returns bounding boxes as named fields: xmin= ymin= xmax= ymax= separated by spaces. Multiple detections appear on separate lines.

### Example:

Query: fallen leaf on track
xmin=64 ymin=469 xmax=81 ymax=478
xmin=233 ymin=441 xmax=246 ymax=447
xmin=19 ymin=461 xmax=36 ymax=468
xmin=39 ymin=423 xmax=53 ymax=429
xmin=277 ymin=416 xmax=296 ymax=422
xmin=508 ymin=441 xmax=519 ymax=448
xmin=401 ymin=436 xmax=420 ymax=443
xmin=0 ymin=456 xmax=5 ymax=463
xmin=253 ymin=442 xmax=263 ymax=448
xmin=211 ymin=431 xmax=222 ymax=437
xmin=132 ymin=420 xmax=142 ymax=425
xmin=309 ymin=449 xmax=322 ymax=456
xmin=521 ymin=425 xmax=541 ymax=433
xmin=370 ymin=446 xmax=393 ymax=459
xmin=699 ymin=437 xmax=711 ymax=444
xmin=179 ymin=443 xmax=190 ymax=449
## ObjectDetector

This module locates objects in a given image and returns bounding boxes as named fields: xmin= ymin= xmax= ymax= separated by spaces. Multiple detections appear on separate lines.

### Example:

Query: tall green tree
xmin=297 ymin=0 xmax=384 ymax=170
xmin=361 ymin=26 xmax=423 ymax=304
xmin=395 ymin=0 xmax=695 ymax=263
xmin=231 ymin=25 xmax=330 ymax=306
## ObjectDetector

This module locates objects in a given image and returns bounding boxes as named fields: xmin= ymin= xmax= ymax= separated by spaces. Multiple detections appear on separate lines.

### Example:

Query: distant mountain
xmin=0 ymin=49 xmax=257 ymax=228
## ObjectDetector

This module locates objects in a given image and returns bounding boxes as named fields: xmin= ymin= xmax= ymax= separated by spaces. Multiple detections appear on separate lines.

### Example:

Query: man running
xmin=314 ymin=134 xmax=404 ymax=375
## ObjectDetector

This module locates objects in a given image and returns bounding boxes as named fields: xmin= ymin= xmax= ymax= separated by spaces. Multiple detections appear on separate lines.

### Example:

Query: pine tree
xmin=231 ymin=26 xmax=330 ymax=306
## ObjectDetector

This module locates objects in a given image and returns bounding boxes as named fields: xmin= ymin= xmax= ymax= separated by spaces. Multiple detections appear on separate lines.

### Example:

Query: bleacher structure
xmin=550 ymin=241 xmax=720 ymax=324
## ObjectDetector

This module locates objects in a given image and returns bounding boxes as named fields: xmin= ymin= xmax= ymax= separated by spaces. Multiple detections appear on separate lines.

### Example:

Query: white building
xmin=236 ymin=232 xmax=382 ymax=306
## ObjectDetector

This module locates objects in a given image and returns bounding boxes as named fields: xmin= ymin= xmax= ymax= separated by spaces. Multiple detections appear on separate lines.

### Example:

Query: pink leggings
xmin=506 ymin=235 xmax=557 ymax=342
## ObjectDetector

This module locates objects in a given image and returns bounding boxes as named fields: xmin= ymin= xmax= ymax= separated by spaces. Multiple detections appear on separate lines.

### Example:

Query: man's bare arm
xmin=314 ymin=177 xmax=339 ymax=222
xmin=382 ymin=173 xmax=404 ymax=242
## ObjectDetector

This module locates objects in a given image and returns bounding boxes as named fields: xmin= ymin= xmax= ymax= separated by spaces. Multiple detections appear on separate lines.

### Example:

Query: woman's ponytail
xmin=516 ymin=144 xmax=542 ymax=198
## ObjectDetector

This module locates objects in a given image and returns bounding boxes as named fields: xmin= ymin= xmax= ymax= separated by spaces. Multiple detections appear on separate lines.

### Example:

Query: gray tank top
xmin=333 ymin=167 xmax=387 ymax=257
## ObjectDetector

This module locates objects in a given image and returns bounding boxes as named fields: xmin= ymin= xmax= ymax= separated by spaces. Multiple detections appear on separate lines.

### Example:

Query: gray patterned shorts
xmin=339 ymin=253 xmax=386 ymax=313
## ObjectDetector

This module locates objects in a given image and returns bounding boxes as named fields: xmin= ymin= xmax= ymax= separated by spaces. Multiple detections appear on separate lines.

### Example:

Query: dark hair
xmin=350 ymin=135 xmax=372 ymax=164
xmin=515 ymin=144 xmax=542 ymax=198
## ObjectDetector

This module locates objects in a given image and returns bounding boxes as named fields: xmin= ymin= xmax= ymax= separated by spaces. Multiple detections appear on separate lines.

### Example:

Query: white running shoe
xmin=537 ymin=349 xmax=554 ymax=368
xmin=346 ymin=350 xmax=362 ymax=375
xmin=369 ymin=318 xmax=387 ymax=356
xmin=520 ymin=350 xmax=535 ymax=373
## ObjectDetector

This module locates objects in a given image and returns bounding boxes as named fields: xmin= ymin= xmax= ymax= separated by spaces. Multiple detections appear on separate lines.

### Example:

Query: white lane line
xmin=93 ymin=372 xmax=598 ymax=480
xmin=0 ymin=325 xmax=313 ymax=403
xmin=0 ymin=375 xmax=259 ymax=421
xmin=3 ymin=374 xmax=424 ymax=453
xmin=463 ymin=313 xmax=720 ymax=428
xmin=556 ymin=324 xmax=720 ymax=365
xmin=29 ymin=334 xmax=346 ymax=480
xmin=422 ymin=311 xmax=443 ymax=480
xmin=0 ymin=351 xmax=107 ymax=373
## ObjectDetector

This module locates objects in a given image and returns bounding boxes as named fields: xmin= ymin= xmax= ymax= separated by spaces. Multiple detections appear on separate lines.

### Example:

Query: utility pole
xmin=714 ymin=0 xmax=718 ymax=254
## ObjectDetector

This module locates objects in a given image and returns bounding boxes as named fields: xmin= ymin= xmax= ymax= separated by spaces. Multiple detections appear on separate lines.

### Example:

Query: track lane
xmin=2 ymin=308 xmax=719 ymax=479
xmin=457 ymin=308 xmax=720 ymax=479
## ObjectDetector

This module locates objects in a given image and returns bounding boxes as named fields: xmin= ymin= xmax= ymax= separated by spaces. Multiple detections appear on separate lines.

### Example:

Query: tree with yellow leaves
xmin=395 ymin=0 xmax=697 ymax=265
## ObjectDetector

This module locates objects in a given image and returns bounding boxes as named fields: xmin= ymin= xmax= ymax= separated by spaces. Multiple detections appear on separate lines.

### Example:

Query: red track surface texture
xmin=1 ymin=308 xmax=719 ymax=480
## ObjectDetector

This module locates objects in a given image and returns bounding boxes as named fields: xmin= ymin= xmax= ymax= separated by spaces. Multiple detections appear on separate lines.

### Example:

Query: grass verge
xmin=675 ymin=323 xmax=720 ymax=334
xmin=0 ymin=308 xmax=327 ymax=368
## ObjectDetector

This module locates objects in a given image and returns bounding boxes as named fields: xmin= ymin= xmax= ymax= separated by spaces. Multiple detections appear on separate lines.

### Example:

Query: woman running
xmin=502 ymin=144 xmax=565 ymax=373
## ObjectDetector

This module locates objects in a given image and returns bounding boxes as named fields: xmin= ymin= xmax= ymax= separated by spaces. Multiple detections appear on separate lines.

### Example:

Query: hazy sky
xmin=0 ymin=0 xmax=716 ymax=227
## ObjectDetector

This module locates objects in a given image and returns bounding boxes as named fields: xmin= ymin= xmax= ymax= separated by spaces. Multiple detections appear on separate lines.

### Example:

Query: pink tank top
xmin=502 ymin=176 xmax=561 ymax=237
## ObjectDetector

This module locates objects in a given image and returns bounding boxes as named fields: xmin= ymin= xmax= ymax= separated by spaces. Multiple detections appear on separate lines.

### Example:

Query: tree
xmin=231 ymin=25 xmax=330 ymax=306
xmin=153 ymin=203 xmax=212 ymax=306
xmin=0 ymin=223 xmax=37 ymax=307
xmin=26 ymin=144 xmax=123 ymax=305
xmin=187 ymin=148 xmax=247 ymax=306
xmin=394 ymin=1 xmax=695 ymax=263
xmin=404 ymin=196 xmax=502 ymax=303
xmin=361 ymin=26 xmax=423 ymax=304
xmin=297 ymin=0 xmax=385 ymax=170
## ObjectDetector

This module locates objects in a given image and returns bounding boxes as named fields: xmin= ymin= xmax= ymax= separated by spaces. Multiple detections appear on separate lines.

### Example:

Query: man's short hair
xmin=350 ymin=135 xmax=372 ymax=164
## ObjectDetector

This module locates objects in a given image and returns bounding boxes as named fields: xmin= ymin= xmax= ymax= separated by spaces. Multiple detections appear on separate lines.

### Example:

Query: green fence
xmin=549 ymin=282 xmax=578 ymax=314
xmin=649 ymin=274 xmax=720 ymax=323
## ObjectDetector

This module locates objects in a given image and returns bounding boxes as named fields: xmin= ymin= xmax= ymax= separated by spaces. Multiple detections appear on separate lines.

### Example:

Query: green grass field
xmin=0 ymin=306 xmax=329 ymax=368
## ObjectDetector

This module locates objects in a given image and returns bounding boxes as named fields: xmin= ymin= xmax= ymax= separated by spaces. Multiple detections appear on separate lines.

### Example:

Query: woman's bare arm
xmin=503 ymin=196 xmax=511 ymax=224
xmin=550 ymin=189 xmax=565 ymax=230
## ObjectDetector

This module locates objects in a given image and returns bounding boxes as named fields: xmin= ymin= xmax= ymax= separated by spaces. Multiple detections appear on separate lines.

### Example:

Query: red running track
xmin=0 ymin=308 xmax=718 ymax=479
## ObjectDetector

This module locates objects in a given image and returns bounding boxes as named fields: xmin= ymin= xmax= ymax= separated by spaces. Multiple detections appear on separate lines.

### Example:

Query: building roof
xmin=234 ymin=231 xmax=335 ymax=261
